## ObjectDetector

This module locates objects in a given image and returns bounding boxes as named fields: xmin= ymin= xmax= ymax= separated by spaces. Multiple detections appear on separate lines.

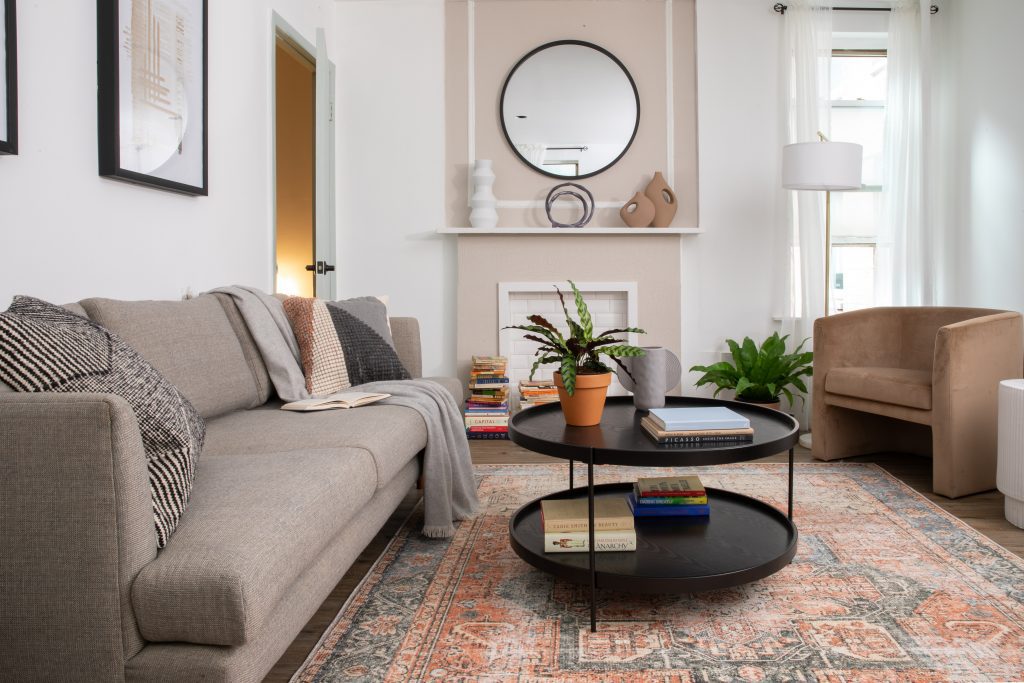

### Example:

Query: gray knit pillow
xmin=0 ymin=296 xmax=205 ymax=548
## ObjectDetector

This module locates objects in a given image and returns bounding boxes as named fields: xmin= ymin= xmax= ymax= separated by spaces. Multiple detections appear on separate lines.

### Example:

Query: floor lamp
xmin=782 ymin=133 xmax=863 ymax=448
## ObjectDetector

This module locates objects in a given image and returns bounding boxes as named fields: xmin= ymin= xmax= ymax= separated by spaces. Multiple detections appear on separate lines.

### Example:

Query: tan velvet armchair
xmin=812 ymin=307 xmax=1024 ymax=498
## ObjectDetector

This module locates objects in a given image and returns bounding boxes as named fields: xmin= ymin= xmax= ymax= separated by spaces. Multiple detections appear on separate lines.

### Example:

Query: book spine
xmin=465 ymin=432 xmax=509 ymax=440
xmin=655 ymin=435 xmax=753 ymax=444
xmin=543 ymin=531 xmax=637 ymax=553
xmin=653 ymin=421 xmax=750 ymax=432
xmin=464 ymin=418 xmax=510 ymax=426
xmin=543 ymin=518 xmax=634 ymax=533
xmin=638 ymin=490 xmax=704 ymax=498
xmin=636 ymin=496 xmax=708 ymax=505
xmin=467 ymin=426 xmax=508 ymax=433
xmin=633 ymin=504 xmax=711 ymax=517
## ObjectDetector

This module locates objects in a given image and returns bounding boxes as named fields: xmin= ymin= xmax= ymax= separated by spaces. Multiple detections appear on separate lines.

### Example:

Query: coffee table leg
xmin=588 ymin=450 xmax=596 ymax=632
xmin=569 ymin=460 xmax=574 ymax=490
xmin=788 ymin=447 xmax=794 ymax=521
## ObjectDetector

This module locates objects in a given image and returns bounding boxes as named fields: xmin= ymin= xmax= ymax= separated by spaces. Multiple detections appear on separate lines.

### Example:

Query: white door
xmin=313 ymin=28 xmax=337 ymax=298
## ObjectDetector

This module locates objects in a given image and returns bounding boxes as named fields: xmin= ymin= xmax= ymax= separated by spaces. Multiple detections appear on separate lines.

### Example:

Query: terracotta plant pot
xmin=553 ymin=371 xmax=612 ymax=426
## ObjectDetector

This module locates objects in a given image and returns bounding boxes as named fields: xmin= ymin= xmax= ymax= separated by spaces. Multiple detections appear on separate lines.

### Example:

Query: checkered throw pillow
xmin=0 ymin=296 xmax=205 ymax=548
xmin=282 ymin=296 xmax=411 ymax=397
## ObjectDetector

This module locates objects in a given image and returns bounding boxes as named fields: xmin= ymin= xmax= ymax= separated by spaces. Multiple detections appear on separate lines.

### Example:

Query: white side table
xmin=998 ymin=379 xmax=1024 ymax=528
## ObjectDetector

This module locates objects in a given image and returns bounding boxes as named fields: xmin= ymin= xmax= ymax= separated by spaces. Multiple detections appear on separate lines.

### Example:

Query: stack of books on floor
xmin=628 ymin=476 xmax=711 ymax=518
xmin=465 ymin=355 xmax=509 ymax=440
xmin=541 ymin=497 xmax=636 ymax=552
xmin=517 ymin=379 xmax=559 ymax=411
xmin=641 ymin=406 xmax=753 ymax=446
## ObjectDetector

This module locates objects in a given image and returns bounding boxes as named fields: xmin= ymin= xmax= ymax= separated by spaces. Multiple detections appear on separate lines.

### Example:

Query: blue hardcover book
xmin=627 ymin=493 xmax=710 ymax=517
xmin=648 ymin=406 xmax=750 ymax=431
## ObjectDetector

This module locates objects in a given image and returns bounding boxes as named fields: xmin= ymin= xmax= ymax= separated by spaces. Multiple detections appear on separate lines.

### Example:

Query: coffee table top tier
xmin=509 ymin=396 xmax=799 ymax=466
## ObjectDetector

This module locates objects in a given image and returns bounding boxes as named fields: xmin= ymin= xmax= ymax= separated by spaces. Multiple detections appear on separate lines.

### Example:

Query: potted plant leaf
xmin=504 ymin=281 xmax=646 ymax=426
xmin=688 ymin=333 xmax=812 ymax=410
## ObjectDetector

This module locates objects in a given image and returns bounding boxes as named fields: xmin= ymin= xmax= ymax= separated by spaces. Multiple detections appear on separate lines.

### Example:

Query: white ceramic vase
xmin=469 ymin=160 xmax=499 ymax=228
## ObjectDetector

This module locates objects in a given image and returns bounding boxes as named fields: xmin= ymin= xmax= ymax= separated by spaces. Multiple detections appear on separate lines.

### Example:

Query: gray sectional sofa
xmin=0 ymin=294 xmax=463 ymax=682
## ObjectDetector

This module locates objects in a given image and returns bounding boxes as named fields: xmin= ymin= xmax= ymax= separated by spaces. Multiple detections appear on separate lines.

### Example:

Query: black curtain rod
xmin=773 ymin=3 xmax=939 ymax=14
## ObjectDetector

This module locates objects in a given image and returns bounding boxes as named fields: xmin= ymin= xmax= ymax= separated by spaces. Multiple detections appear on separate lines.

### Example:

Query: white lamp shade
xmin=782 ymin=141 xmax=863 ymax=190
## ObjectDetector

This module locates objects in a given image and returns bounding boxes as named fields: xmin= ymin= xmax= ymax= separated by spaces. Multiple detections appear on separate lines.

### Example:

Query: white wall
xmin=0 ymin=0 xmax=336 ymax=308
xmin=940 ymin=0 xmax=1024 ymax=312
xmin=332 ymin=0 xmax=454 ymax=377
xmin=330 ymin=0 xmax=781 ymax=381
xmin=682 ymin=0 xmax=783 ymax=387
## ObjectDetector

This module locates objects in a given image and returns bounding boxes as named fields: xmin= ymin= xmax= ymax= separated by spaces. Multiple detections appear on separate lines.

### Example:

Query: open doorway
xmin=274 ymin=35 xmax=315 ymax=297
xmin=272 ymin=18 xmax=335 ymax=299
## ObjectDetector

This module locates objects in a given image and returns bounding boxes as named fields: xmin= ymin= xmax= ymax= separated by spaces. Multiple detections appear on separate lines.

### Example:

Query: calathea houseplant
xmin=689 ymin=332 xmax=812 ymax=409
xmin=504 ymin=280 xmax=646 ymax=426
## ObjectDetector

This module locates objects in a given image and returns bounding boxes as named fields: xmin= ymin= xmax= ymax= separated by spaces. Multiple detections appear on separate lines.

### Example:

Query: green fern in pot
xmin=689 ymin=333 xmax=812 ymax=407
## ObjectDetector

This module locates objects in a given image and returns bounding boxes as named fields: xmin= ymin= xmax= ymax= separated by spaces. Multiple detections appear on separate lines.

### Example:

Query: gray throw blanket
xmin=208 ymin=285 xmax=310 ymax=402
xmin=356 ymin=379 xmax=479 ymax=537
xmin=204 ymin=286 xmax=478 ymax=537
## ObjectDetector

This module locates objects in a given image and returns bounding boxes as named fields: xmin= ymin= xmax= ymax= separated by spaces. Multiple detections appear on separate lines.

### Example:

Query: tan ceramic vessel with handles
xmin=620 ymin=191 xmax=656 ymax=227
xmin=644 ymin=171 xmax=678 ymax=227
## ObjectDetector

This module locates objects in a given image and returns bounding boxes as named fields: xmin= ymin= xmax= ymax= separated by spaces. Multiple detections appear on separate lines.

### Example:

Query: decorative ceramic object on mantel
xmin=469 ymin=160 xmax=499 ymax=228
xmin=619 ymin=192 xmax=656 ymax=228
xmin=644 ymin=171 xmax=678 ymax=227
xmin=545 ymin=182 xmax=595 ymax=228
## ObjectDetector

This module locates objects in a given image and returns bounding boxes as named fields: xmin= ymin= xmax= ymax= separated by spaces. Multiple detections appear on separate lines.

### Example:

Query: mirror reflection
xmin=500 ymin=41 xmax=640 ymax=179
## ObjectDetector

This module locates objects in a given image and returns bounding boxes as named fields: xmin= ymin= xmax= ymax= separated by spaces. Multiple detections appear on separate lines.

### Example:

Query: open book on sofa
xmin=281 ymin=391 xmax=391 ymax=412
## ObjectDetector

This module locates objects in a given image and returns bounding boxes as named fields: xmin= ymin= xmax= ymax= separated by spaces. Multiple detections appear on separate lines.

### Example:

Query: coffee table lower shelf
xmin=509 ymin=483 xmax=798 ymax=594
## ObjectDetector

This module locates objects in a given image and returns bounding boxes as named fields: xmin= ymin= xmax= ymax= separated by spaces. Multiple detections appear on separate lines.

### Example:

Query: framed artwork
xmin=97 ymin=0 xmax=208 ymax=195
xmin=0 ymin=0 xmax=16 ymax=155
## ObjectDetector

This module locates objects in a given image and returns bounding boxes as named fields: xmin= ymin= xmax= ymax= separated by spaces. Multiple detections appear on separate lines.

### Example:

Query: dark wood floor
xmin=264 ymin=442 xmax=1024 ymax=682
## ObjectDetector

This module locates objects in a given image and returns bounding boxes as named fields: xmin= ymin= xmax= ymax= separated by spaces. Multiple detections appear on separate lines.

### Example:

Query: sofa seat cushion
xmin=132 ymin=447 xmax=377 ymax=646
xmin=203 ymin=402 xmax=427 ymax=489
xmin=825 ymin=366 xmax=933 ymax=410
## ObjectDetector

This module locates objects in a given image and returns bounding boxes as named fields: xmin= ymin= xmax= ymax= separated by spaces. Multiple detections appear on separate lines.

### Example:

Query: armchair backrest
xmin=897 ymin=307 xmax=1002 ymax=371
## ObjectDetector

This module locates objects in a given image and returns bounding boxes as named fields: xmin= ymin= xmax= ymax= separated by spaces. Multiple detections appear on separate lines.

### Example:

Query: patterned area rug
xmin=293 ymin=463 xmax=1024 ymax=682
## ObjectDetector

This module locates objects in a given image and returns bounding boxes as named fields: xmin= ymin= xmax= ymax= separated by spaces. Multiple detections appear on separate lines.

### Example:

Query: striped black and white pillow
xmin=0 ymin=296 xmax=205 ymax=548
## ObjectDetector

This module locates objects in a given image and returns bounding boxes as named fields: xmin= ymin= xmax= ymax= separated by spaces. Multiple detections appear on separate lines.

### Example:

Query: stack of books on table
xmin=641 ymin=406 xmax=753 ymax=446
xmin=518 ymin=379 xmax=559 ymax=411
xmin=541 ymin=497 xmax=637 ymax=552
xmin=628 ymin=476 xmax=711 ymax=518
xmin=465 ymin=355 xmax=509 ymax=440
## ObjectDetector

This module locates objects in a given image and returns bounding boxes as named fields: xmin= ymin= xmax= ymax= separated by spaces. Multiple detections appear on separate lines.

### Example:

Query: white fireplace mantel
xmin=438 ymin=226 xmax=701 ymax=235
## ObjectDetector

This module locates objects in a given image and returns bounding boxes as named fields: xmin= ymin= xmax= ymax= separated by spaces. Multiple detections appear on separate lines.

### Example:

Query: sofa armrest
xmin=0 ymin=393 xmax=156 ymax=681
xmin=391 ymin=317 xmax=423 ymax=378
xmin=931 ymin=312 xmax=1024 ymax=496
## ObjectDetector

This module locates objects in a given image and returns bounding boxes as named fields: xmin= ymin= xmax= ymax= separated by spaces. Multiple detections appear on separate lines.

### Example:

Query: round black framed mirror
xmin=499 ymin=40 xmax=640 ymax=180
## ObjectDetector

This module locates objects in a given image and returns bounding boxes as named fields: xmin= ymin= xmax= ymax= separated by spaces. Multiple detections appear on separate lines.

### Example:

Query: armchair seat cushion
xmin=825 ymin=366 xmax=933 ymax=410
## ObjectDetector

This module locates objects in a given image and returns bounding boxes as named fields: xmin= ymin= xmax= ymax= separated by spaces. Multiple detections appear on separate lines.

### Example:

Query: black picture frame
xmin=499 ymin=40 xmax=641 ymax=181
xmin=0 ymin=0 xmax=17 ymax=156
xmin=97 ymin=0 xmax=208 ymax=195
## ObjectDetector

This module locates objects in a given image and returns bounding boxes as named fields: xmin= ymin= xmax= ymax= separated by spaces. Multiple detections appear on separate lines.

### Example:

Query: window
xmin=829 ymin=49 xmax=886 ymax=314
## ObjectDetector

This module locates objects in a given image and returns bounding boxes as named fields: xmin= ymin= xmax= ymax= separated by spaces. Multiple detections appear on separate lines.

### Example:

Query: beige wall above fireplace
xmin=445 ymin=0 xmax=699 ymax=229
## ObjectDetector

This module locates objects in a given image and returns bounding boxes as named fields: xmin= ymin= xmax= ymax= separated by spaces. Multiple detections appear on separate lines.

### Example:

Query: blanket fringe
xmin=421 ymin=525 xmax=455 ymax=539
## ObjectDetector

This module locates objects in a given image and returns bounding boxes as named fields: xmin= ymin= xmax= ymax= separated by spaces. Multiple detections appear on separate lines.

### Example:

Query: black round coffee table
xmin=508 ymin=396 xmax=800 ymax=631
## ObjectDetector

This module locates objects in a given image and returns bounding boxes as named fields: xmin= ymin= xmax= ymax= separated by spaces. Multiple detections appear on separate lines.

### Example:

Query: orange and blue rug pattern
xmin=294 ymin=463 xmax=1024 ymax=682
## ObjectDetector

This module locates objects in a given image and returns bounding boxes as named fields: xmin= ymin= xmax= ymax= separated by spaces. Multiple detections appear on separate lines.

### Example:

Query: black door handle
xmin=304 ymin=262 xmax=336 ymax=275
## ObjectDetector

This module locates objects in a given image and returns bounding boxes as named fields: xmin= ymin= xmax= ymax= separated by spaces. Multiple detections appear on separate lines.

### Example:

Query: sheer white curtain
xmin=515 ymin=143 xmax=547 ymax=167
xmin=876 ymin=0 xmax=933 ymax=305
xmin=777 ymin=0 xmax=832 ymax=428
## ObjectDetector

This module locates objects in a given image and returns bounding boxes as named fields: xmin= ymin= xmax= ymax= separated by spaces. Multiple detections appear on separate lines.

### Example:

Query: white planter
xmin=998 ymin=379 xmax=1024 ymax=528
xmin=469 ymin=160 xmax=498 ymax=229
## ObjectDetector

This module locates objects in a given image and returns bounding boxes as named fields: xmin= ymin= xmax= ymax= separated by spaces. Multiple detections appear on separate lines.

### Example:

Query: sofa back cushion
xmin=80 ymin=296 xmax=265 ymax=418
